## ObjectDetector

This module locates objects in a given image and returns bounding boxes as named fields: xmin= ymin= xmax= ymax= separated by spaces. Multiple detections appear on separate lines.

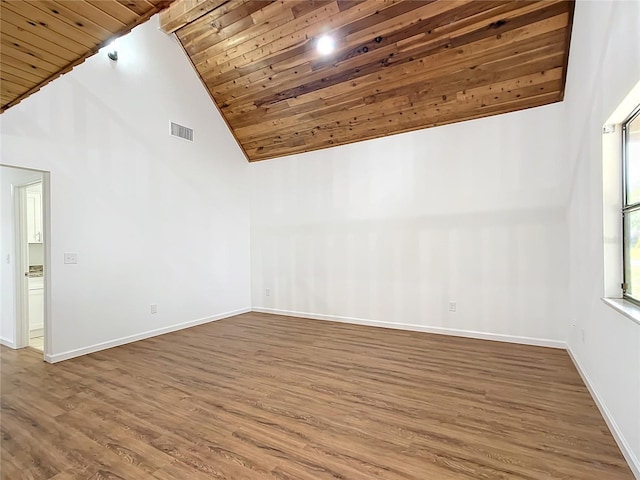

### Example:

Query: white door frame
xmin=11 ymin=170 xmax=51 ymax=361
xmin=13 ymin=182 xmax=30 ymax=349
xmin=42 ymin=173 xmax=51 ymax=361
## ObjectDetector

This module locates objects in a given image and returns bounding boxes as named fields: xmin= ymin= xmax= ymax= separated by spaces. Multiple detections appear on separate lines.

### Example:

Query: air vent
xmin=170 ymin=122 xmax=194 ymax=141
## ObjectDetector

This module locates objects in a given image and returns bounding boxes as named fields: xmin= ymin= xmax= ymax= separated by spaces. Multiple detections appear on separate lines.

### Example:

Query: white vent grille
xmin=170 ymin=122 xmax=194 ymax=141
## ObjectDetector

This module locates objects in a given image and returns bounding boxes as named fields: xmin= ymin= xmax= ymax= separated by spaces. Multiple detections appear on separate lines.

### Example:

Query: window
xmin=623 ymin=105 xmax=640 ymax=303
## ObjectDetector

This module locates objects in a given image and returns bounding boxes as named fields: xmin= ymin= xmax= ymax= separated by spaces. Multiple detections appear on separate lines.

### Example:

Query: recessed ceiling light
xmin=316 ymin=35 xmax=335 ymax=55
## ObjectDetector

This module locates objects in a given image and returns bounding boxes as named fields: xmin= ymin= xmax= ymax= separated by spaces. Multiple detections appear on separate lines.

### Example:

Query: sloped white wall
xmin=0 ymin=16 xmax=251 ymax=361
xmin=250 ymin=102 xmax=569 ymax=345
xmin=563 ymin=0 xmax=640 ymax=475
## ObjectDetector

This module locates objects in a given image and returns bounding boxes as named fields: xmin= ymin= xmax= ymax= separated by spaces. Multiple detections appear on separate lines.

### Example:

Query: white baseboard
xmin=567 ymin=347 xmax=640 ymax=479
xmin=45 ymin=307 xmax=251 ymax=364
xmin=0 ymin=337 xmax=16 ymax=349
xmin=29 ymin=327 xmax=43 ymax=338
xmin=251 ymin=307 xmax=566 ymax=349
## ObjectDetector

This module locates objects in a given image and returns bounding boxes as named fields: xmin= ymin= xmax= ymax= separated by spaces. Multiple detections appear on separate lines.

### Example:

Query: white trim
xmin=29 ymin=327 xmax=44 ymax=338
xmin=567 ymin=346 xmax=640 ymax=479
xmin=251 ymin=308 xmax=566 ymax=349
xmin=41 ymin=172 xmax=51 ymax=361
xmin=14 ymin=183 xmax=29 ymax=350
xmin=602 ymin=297 xmax=640 ymax=327
xmin=602 ymin=81 xmax=640 ymax=309
xmin=45 ymin=307 xmax=251 ymax=364
xmin=0 ymin=337 xmax=16 ymax=349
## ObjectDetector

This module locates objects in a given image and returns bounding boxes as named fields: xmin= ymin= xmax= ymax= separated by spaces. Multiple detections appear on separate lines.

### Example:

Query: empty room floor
xmin=0 ymin=313 xmax=633 ymax=479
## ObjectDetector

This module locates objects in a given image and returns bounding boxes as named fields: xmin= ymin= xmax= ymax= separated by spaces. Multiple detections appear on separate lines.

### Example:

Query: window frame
xmin=622 ymin=104 xmax=640 ymax=305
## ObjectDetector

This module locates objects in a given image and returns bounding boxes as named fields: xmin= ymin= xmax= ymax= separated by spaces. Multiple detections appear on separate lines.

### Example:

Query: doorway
xmin=24 ymin=182 xmax=44 ymax=351
xmin=0 ymin=165 xmax=49 ymax=359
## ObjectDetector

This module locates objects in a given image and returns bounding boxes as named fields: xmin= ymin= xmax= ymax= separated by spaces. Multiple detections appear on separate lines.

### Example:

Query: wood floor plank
xmin=0 ymin=312 xmax=633 ymax=479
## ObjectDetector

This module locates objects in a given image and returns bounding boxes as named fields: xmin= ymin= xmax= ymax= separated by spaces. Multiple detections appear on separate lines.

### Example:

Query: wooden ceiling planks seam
xmin=0 ymin=0 xmax=175 ymax=113
xmin=165 ymin=0 xmax=575 ymax=162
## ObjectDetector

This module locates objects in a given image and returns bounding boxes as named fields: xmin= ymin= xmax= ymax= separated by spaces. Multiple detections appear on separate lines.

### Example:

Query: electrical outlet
xmin=265 ymin=288 xmax=271 ymax=297
xmin=449 ymin=301 xmax=457 ymax=312
xmin=64 ymin=253 xmax=77 ymax=264
xmin=150 ymin=304 xmax=158 ymax=314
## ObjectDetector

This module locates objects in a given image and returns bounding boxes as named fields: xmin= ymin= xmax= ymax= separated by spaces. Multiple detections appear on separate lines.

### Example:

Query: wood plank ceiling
xmin=161 ymin=0 xmax=575 ymax=162
xmin=0 ymin=0 xmax=174 ymax=112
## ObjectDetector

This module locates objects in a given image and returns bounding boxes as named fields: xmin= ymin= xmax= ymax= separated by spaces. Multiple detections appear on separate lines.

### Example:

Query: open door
xmin=0 ymin=165 xmax=49 ymax=360
xmin=19 ymin=182 xmax=45 ymax=351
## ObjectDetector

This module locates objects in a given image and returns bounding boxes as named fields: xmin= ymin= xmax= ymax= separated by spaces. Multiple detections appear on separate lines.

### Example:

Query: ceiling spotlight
xmin=316 ymin=35 xmax=335 ymax=55
xmin=107 ymin=39 xmax=118 ymax=61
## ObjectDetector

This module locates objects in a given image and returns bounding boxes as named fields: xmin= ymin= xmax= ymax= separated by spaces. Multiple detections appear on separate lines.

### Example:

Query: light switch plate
xmin=64 ymin=253 xmax=77 ymax=264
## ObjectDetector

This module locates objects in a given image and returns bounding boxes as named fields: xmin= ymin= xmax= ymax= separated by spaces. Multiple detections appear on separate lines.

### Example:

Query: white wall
xmin=0 ymin=166 xmax=43 ymax=347
xmin=0 ymin=15 xmax=251 ymax=361
xmin=563 ymin=0 xmax=640 ymax=475
xmin=250 ymin=102 xmax=569 ymax=345
xmin=29 ymin=244 xmax=43 ymax=267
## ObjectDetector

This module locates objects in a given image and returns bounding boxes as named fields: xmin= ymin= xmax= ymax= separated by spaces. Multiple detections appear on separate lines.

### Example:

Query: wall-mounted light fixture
xmin=107 ymin=39 xmax=118 ymax=61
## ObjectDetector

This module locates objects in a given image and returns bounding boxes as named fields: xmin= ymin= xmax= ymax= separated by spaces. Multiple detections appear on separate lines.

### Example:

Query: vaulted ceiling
xmin=160 ymin=0 xmax=574 ymax=162
xmin=0 ymin=0 xmax=575 ymax=160
xmin=0 ymin=0 xmax=173 ymax=112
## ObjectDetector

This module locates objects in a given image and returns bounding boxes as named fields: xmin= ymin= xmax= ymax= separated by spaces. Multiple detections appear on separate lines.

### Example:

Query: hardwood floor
xmin=0 ymin=312 xmax=633 ymax=479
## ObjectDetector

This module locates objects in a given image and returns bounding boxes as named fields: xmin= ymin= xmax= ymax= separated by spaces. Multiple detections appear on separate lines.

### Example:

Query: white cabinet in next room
xmin=26 ymin=183 xmax=43 ymax=244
